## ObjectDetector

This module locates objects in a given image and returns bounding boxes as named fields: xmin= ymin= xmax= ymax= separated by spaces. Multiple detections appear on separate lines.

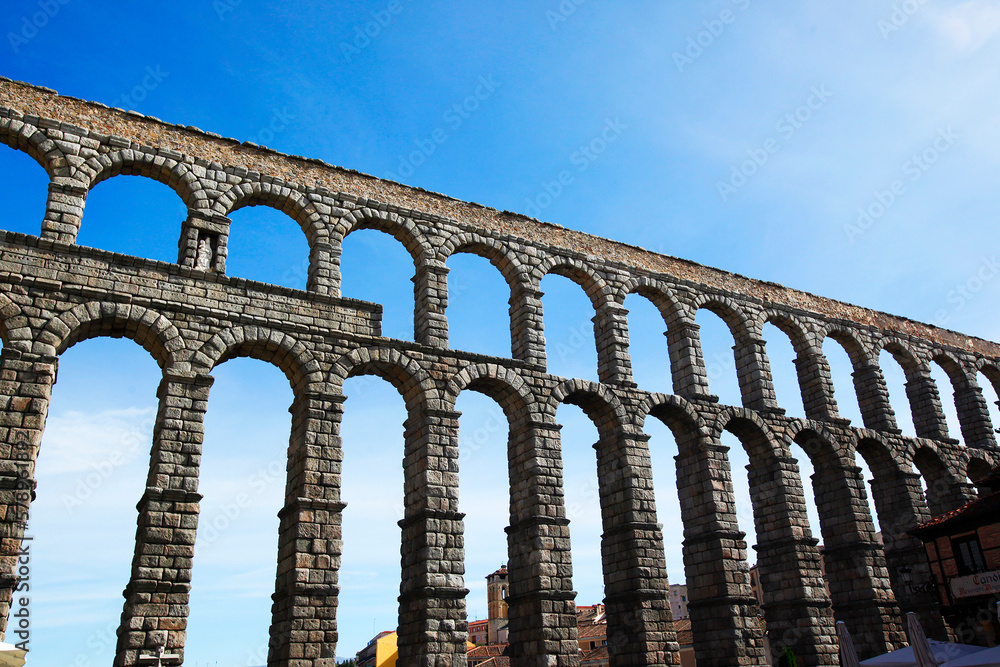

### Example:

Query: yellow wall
xmin=375 ymin=632 xmax=399 ymax=667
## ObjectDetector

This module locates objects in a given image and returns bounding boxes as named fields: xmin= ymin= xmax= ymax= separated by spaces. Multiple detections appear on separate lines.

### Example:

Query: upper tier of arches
xmin=2 ymin=108 xmax=999 ymax=453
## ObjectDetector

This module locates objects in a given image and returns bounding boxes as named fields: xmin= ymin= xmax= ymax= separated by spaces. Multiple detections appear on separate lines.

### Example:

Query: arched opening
xmin=623 ymin=293 xmax=672 ymax=394
xmin=335 ymin=375 xmax=407 ymax=656
xmin=913 ymin=447 xmax=953 ymax=517
xmin=643 ymin=416 xmax=688 ymax=619
xmin=823 ymin=336 xmax=864 ymax=425
xmin=456 ymin=390 xmax=510 ymax=631
xmin=968 ymin=457 xmax=994 ymax=494
xmin=76 ymin=175 xmax=186 ymax=263
xmin=225 ymin=204 xmax=312 ymax=290
xmin=15 ymin=338 xmax=159 ymax=664
xmin=553 ymin=402 xmax=604 ymax=611
xmin=0 ymin=143 xmax=49 ymax=236
xmin=762 ymin=322 xmax=806 ymax=419
xmin=854 ymin=452 xmax=883 ymax=537
xmin=929 ymin=361 xmax=965 ymax=444
xmin=977 ymin=368 xmax=1000 ymax=438
xmin=184 ymin=358 xmax=291 ymax=664
xmin=540 ymin=273 xmax=598 ymax=382
xmin=879 ymin=349 xmax=917 ymax=437
xmin=341 ymin=229 xmax=417 ymax=341
xmin=446 ymin=252 xmax=513 ymax=358
xmin=694 ymin=309 xmax=741 ymax=406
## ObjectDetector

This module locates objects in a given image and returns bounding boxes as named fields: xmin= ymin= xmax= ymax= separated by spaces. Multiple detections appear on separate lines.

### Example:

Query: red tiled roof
xmin=468 ymin=644 xmax=509 ymax=659
xmin=577 ymin=621 xmax=608 ymax=639
xmin=469 ymin=619 xmax=488 ymax=629
xmin=479 ymin=658 xmax=510 ymax=667
xmin=581 ymin=645 xmax=609 ymax=664
xmin=910 ymin=489 xmax=1000 ymax=538
xmin=673 ymin=619 xmax=693 ymax=646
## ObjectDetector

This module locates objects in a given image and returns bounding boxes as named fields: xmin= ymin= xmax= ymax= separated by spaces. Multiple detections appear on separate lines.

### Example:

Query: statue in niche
xmin=196 ymin=235 xmax=213 ymax=270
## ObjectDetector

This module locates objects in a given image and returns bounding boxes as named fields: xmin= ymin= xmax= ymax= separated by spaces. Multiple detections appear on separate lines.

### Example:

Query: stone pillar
xmin=396 ymin=408 xmax=468 ymax=667
xmin=505 ymin=420 xmax=579 ymax=667
xmin=269 ymin=391 xmax=347 ymax=667
xmin=307 ymin=241 xmax=339 ymax=297
xmin=805 ymin=449 xmax=903 ymax=658
xmin=41 ymin=179 xmax=89 ymax=242
xmin=733 ymin=337 xmax=780 ymax=412
xmin=510 ymin=282 xmax=546 ymax=366
xmin=666 ymin=321 xmax=713 ymax=399
xmin=115 ymin=371 xmax=214 ymax=667
xmin=593 ymin=303 xmax=634 ymax=388
xmin=905 ymin=367 xmax=950 ymax=440
xmin=178 ymin=211 xmax=229 ymax=273
xmin=414 ymin=263 xmax=449 ymax=348
xmin=594 ymin=430 xmax=679 ymax=666
xmin=749 ymin=454 xmax=837 ymax=666
xmin=794 ymin=349 xmax=841 ymax=422
xmin=673 ymin=431 xmax=766 ymax=667
xmin=868 ymin=472 xmax=948 ymax=639
xmin=854 ymin=363 xmax=899 ymax=433
xmin=953 ymin=380 xmax=997 ymax=450
xmin=0 ymin=348 xmax=56 ymax=640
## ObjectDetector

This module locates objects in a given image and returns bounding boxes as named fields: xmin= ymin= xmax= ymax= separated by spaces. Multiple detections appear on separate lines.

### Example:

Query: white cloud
xmin=928 ymin=0 xmax=1000 ymax=54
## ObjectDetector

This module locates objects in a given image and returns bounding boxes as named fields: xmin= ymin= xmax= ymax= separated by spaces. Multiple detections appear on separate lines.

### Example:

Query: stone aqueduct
xmin=0 ymin=77 xmax=997 ymax=667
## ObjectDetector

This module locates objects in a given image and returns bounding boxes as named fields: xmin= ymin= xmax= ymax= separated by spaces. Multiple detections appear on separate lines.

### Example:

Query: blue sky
xmin=3 ymin=1 xmax=1000 ymax=664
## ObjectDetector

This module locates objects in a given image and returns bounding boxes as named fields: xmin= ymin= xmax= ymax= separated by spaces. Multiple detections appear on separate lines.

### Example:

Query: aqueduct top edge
xmin=0 ymin=75 xmax=994 ymax=358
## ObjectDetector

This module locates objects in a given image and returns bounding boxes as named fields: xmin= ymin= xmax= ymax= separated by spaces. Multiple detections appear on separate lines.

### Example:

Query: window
xmin=953 ymin=534 xmax=987 ymax=575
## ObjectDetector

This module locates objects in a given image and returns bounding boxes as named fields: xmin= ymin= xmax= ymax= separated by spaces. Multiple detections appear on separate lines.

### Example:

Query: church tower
xmin=486 ymin=564 xmax=509 ymax=645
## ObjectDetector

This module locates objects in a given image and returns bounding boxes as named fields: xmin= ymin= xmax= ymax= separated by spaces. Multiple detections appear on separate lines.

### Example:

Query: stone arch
xmin=0 ymin=292 xmax=33 ymax=353
xmin=443 ymin=362 xmax=538 ymax=420
xmin=332 ymin=207 xmax=431 ymax=267
xmin=966 ymin=453 xmax=995 ymax=486
xmin=329 ymin=346 xmax=437 ymax=414
xmin=80 ymin=149 xmax=206 ymax=212
xmin=615 ymin=275 xmax=686 ymax=322
xmin=192 ymin=325 xmax=323 ymax=396
xmin=976 ymin=359 xmax=1000 ymax=396
xmin=437 ymin=231 xmax=527 ymax=291
xmin=216 ymin=181 xmax=328 ymax=246
xmin=691 ymin=294 xmax=755 ymax=341
xmin=535 ymin=254 xmax=611 ymax=311
xmin=0 ymin=117 xmax=67 ymax=177
xmin=637 ymin=392 xmax=708 ymax=439
xmin=549 ymin=377 xmax=629 ymax=440
xmin=909 ymin=442 xmax=967 ymax=516
xmin=763 ymin=310 xmax=813 ymax=356
xmin=36 ymin=301 xmax=186 ymax=369
xmin=713 ymin=408 xmax=781 ymax=458
xmin=854 ymin=432 xmax=905 ymax=479
xmin=929 ymin=349 xmax=974 ymax=393
xmin=821 ymin=326 xmax=870 ymax=368
xmin=784 ymin=421 xmax=849 ymax=468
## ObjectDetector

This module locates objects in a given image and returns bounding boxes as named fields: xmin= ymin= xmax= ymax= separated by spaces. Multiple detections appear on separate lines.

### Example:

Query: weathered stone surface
xmin=0 ymin=77 xmax=998 ymax=667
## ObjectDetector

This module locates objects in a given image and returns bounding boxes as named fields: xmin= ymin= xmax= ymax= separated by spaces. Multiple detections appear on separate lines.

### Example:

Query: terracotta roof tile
xmin=581 ymin=645 xmax=609 ymax=664
xmin=467 ymin=644 xmax=509 ymax=658
xmin=479 ymin=658 xmax=510 ymax=667
xmin=577 ymin=621 xmax=608 ymax=639
xmin=674 ymin=618 xmax=693 ymax=646
xmin=911 ymin=490 xmax=1000 ymax=538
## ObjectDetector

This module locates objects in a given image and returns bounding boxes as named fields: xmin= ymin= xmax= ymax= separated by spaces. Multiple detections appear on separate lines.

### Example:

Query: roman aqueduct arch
xmin=0 ymin=77 xmax=998 ymax=667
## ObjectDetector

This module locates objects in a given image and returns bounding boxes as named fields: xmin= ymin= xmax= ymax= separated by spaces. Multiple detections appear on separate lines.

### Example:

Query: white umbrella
xmin=838 ymin=621 xmax=862 ymax=667
xmin=908 ymin=613 xmax=938 ymax=667
xmin=941 ymin=646 xmax=1000 ymax=667
xmin=861 ymin=640 xmax=988 ymax=666
xmin=0 ymin=642 xmax=26 ymax=667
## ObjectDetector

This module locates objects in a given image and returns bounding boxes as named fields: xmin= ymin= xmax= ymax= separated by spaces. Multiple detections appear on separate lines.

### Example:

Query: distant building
xmin=486 ymin=565 xmax=509 ymax=645
xmin=468 ymin=618 xmax=489 ymax=646
xmin=669 ymin=583 xmax=689 ymax=620
xmin=910 ymin=465 xmax=1000 ymax=646
xmin=467 ymin=643 xmax=509 ymax=667
xmin=356 ymin=630 xmax=398 ymax=667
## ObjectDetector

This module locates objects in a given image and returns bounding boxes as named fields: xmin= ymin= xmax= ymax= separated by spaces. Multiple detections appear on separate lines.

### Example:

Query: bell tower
xmin=486 ymin=565 xmax=508 ymax=645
